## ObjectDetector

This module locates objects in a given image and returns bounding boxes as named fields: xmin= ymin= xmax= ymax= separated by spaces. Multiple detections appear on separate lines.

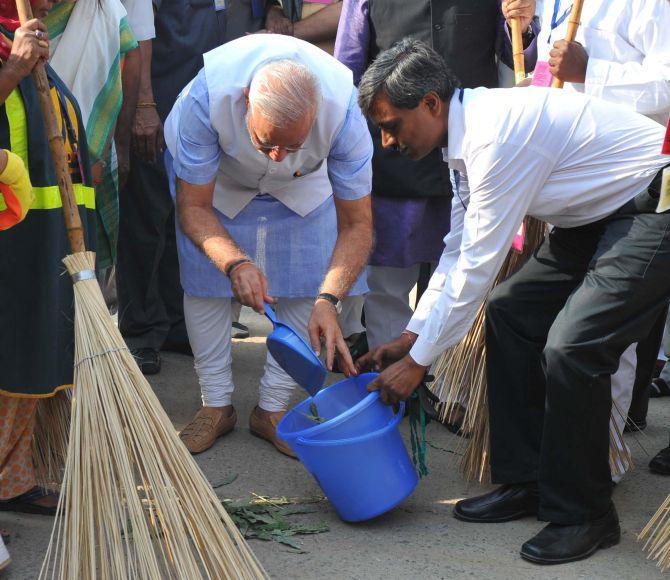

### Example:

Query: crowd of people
xmin=0 ymin=0 xmax=669 ymax=572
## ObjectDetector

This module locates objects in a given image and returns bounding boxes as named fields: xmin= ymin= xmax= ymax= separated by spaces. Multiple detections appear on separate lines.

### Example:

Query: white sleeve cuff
xmin=409 ymin=335 xmax=441 ymax=368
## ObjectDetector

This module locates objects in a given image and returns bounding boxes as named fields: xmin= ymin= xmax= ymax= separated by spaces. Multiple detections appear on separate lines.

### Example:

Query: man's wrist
xmin=400 ymin=330 xmax=418 ymax=347
xmin=316 ymin=292 xmax=342 ymax=314
xmin=225 ymin=257 xmax=253 ymax=277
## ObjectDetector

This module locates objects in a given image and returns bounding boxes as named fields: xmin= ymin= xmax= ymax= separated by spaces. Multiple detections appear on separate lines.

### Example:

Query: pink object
xmin=531 ymin=61 xmax=554 ymax=87
xmin=303 ymin=0 xmax=334 ymax=3
xmin=512 ymin=223 xmax=525 ymax=253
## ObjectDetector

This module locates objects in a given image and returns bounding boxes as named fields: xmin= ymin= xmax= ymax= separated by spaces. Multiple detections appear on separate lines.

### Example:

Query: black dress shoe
xmin=453 ymin=483 xmax=538 ymax=523
xmin=132 ymin=347 xmax=161 ymax=375
xmin=650 ymin=440 xmax=670 ymax=475
xmin=520 ymin=503 xmax=620 ymax=565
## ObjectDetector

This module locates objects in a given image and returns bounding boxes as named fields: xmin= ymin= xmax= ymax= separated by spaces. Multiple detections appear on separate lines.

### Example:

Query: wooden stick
xmin=551 ymin=0 xmax=586 ymax=89
xmin=510 ymin=18 xmax=526 ymax=85
xmin=15 ymin=0 xmax=85 ymax=253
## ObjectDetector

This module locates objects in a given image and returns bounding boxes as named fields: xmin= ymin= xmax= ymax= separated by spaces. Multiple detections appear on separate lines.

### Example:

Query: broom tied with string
xmin=14 ymin=0 xmax=267 ymax=577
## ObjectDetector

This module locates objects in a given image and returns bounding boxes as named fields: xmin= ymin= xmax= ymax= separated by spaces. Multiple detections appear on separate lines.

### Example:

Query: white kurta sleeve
xmin=585 ymin=2 xmax=670 ymax=119
xmin=409 ymin=141 xmax=554 ymax=367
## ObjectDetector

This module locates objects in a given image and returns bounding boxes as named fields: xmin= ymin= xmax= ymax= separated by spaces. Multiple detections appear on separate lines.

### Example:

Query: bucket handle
xmin=264 ymin=303 xmax=278 ymax=326
xmin=296 ymin=401 xmax=405 ymax=447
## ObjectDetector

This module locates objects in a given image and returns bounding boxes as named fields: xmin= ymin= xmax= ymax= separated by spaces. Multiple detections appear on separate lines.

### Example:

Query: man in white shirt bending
xmin=356 ymin=39 xmax=670 ymax=565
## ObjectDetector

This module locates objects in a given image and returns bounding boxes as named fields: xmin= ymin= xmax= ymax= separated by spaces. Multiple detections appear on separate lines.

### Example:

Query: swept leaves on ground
xmin=221 ymin=495 xmax=329 ymax=553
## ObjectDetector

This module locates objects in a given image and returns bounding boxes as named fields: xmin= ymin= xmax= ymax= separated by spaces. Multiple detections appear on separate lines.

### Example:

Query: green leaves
xmin=221 ymin=496 xmax=329 ymax=553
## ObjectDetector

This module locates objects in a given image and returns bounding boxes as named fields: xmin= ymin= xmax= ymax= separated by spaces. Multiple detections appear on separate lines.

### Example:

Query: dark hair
xmin=358 ymin=38 xmax=459 ymax=117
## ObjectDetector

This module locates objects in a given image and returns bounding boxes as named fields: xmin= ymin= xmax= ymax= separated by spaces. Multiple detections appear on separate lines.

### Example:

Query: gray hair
xmin=248 ymin=59 xmax=322 ymax=128
xmin=358 ymin=38 xmax=459 ymax=117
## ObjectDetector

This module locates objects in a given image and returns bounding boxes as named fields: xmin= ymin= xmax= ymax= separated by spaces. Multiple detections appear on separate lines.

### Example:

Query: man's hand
xmin=6 ymin=19 xmax=50 ymax=80
xmin=308 ymin=299 xmax=356 ymax=376
xmin=264 ymin=5 xmax=293 ymax=35
xmin=355 ymin=333 xmax=415 ymax=374
xmin=549 ymin=40 xmax=588 ymax=83
xmin=229 ymin=263 xmax=272 ymax=314
xmin=132 ymin=106 xmax=164 ymax=164
xmin=367 ymin=355 xmax=428 ymax=406
xmin=501 ymin=0 xmax=536 ymax=32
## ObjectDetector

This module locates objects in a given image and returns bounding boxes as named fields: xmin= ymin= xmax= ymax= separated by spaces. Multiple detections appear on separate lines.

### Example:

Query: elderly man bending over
xmin=164 ymin=34 xmax=373 ymax=457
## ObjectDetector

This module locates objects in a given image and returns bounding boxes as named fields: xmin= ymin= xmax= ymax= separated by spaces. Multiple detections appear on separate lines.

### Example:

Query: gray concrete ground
xmin=2 ymin=309 xmax=669 ymax=579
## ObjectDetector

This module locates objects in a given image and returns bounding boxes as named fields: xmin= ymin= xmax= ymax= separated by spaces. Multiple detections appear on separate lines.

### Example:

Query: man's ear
xmin=424 ymin=91 xmax=442 ymax=117
xmin=243 ymin=87 xmax=250 ymax=108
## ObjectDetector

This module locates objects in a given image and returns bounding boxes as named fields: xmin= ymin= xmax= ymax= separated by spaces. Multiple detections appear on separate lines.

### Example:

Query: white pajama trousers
xmin=184 ymin=295 xmax=314 ymax=412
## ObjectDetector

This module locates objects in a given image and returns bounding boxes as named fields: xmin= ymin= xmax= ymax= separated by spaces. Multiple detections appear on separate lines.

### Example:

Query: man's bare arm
xmin=320 ymin=194 xmax=373 ymax=298
xmin=176 ymin=177 xmax=248 ymax=271
xmin=293 ymin=2 xmax=343 ymax=44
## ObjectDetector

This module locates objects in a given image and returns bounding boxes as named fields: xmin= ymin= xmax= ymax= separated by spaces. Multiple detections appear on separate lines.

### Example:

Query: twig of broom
xmin=551 ymin=0 xmax=585 ymax=89
xmin=14 ymin=1 xmax=268 ymax=577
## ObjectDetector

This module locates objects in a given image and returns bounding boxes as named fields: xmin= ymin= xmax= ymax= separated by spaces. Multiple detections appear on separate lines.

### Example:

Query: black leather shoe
xmin=453 ymin=483 xmax=538 ymax=523
xmin=132 ymin=347 xmax=161 ymax=375
xmin=650 ymin=440 xmax=670 ymax=475
xmin=520 ymin=504 xmax=620 ymax=565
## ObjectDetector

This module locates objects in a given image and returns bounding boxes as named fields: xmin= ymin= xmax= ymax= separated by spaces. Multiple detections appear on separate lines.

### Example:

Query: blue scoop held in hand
xmin=264 ymin=303 xmax=327 ymax=396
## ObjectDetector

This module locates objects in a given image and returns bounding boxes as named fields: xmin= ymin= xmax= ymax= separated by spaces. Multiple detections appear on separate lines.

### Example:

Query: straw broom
xmin=640 ymin=495 xmax=670 ymax=571
xmin=430 ymin=0 xmax=631 ymax=482
xmin=14 ymin=1 xmax=267 ymax=577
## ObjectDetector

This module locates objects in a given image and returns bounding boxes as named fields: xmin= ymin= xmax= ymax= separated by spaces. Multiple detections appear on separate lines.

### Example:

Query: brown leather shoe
xmin=179 ymin=406 xmax=237 ymax=454
xmin=249 ymin=406 xmax=296 ymax=458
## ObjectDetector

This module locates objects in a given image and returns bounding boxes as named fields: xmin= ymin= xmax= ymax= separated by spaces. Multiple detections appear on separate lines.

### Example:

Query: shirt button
xmin=269 ymin=169 xmax=276 ymax=174
xmin=434 ymin=23 xmax=442 ymax=30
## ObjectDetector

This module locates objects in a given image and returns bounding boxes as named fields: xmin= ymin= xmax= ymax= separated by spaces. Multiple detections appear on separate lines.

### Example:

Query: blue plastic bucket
xmin=277 ymin=373 xmax=394 ymax=443
xmin=288 ymin=407 xmax=419 ymax=522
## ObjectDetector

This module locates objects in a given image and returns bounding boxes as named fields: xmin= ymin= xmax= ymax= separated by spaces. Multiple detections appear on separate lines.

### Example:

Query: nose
xmin=380 ymin=130 xmax=397 ymax=150
xmin=268 ymin=149 xmax=288 ymax=163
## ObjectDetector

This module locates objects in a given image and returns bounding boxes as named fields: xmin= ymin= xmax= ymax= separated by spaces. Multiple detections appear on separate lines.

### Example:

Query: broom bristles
xmin=40 ymin=251 xmax=267 ymax=579
xmin=640 ymin=495 xmax=670 ymax=571
xmin=32 ymin=390 xmax=71 ymax=492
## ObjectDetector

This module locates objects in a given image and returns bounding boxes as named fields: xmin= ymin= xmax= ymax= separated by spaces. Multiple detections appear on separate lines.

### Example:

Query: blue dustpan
xmin=264 ymin=304 xmax=327 ymax=396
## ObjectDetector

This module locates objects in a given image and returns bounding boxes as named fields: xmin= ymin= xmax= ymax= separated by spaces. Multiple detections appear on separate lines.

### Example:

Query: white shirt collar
xmin=443 ymin=90 xmax=466 ymax=164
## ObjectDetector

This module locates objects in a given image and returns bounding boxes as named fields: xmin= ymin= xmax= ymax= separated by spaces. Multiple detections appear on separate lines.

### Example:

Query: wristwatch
xmin=316 ymin=292 xmax=342 ymax=314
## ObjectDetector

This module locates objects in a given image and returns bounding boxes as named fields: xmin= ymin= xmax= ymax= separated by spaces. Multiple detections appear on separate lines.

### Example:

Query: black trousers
xmin=626 ymin=306 xmax=667 ymax=424
xmin=485 ymin=189 xmax=670 ymax=525
xmin=116 ymin=153 xmax=187 ymax=351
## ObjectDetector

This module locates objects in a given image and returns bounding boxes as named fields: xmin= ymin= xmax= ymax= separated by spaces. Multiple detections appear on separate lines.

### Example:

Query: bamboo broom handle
xmin=551 ymin=0 xmax=586 ymax=89
xmin=15 ymin=0 xmax=86 ymax=254
xmin=510 ymin=17 xmax=525 ymax=85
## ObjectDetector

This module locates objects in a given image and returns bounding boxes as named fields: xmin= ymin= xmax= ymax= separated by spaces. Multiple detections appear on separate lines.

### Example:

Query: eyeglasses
xmin=246 ymin=112 xmax=306 ymax=154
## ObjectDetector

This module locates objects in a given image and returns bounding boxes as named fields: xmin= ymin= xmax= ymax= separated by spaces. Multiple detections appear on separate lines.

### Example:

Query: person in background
xmin=0 ymin=0 xmax=96 ymax=530
xmin=529 ymin=0 xmax=670 ymax=466
xmin=0 ymin=143 xmax=33 ymax=572
xmin=334 ymin=0 xmax=537 ymax=401
xmin=648 ymin=116 xmax=670 ymax=476
xmin=168 ymin=35 xmax=372 ymax=457
xmin=116 ymin=0 xmax=277 ymax=374
xmin=43 ymin=0 xmax=138 ymax=279
xmin=266 ymin=0 xmax=342 ymax=54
